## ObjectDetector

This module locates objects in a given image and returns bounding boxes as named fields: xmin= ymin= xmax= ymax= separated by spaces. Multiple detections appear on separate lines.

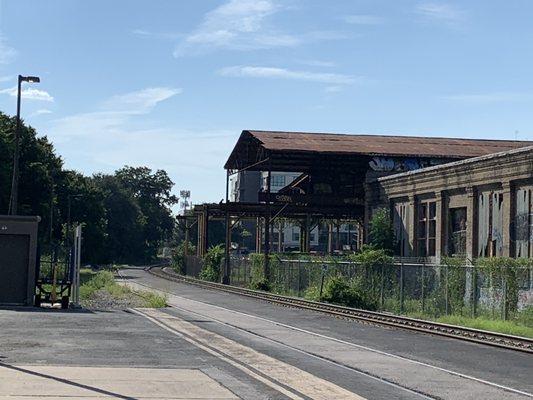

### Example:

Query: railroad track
xmin=148 ymin=266 xmax=533 ymax=354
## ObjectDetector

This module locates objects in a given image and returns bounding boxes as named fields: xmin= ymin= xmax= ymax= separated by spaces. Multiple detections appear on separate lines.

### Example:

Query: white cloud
xmin=102 ymin=87 xmax=182 ymax=114
xmin=325 ymin=85 xmax=343 ymax=93
xmin=442 ymin=92 xmax=529 ymax=104
xmin=343 ymin=15 xmax=385 ymax=25
xmin=0 ymin=36 xmax=16 ymax=64
xmin=51 ymin=86 xmax=181 ymax=140
xmin=218 ymin=65 xmax=363 ymax=85
xmin=174 ymin=0 xmax=301 ymax=57
xmin=33 ymin=109 xmax=53 ymax=116
xmin=132 ymin=29 xmax=152 ymax=37
xmin=415 ymin=2 xmax=465 ymax=26
xmin=0 ymin=86 xmax=54 ymax=102
xmin=132 ymin=29 xmax=182 ymax=40
xmin=138 ymin=0 xmax=347 ymax=57
xmin=298 ymin=60 xmax=336 ymax=68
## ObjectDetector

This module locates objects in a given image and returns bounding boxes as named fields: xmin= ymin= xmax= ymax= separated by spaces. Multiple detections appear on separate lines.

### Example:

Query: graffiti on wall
xmin=369 ymin=157 xmax=445 ymax=172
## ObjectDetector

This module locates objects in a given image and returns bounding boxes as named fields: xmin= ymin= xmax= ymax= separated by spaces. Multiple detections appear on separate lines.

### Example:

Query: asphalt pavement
xmin=1 ymin=267 xmax=531 ymax=400
xmin=120 ymin=267 xmax=533 ymax=400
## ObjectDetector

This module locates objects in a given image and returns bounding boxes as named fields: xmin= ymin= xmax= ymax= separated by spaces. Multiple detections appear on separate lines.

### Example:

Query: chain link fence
xmin=228 ymin=256 xmax=533 ymax=321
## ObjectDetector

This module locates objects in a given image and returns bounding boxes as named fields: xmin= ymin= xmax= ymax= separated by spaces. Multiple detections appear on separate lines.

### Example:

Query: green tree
xmin=369 ymin=208 xmax=395 ymax=253
xmin=115 ymin=166 xmax=178 ymax=261
xmin=0 ymin=111 xmax=178 ymax=265
xmin=91 ymin=174 xmax=146 ymax=263
xmin=55 ymin=170 xmax=108 ymax=263
xmin=0 ymin=112 xmax=62 ymax=244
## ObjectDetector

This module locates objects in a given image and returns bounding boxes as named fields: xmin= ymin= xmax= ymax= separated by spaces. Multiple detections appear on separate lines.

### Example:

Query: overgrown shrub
xmin=348 ymin=247 xmax=393 ymax=267
xmin=475 ymin=257 xmax=529 ymax=316
xmin=368 ymin=208 xmax=395 ymax=252
xmin=171 ymin=241 xmax=196 ymax=274
xmin=249 ymin=253 xmax=271 ymax=291
xmin=347 ymin=247 xmax=393 ymax=308
xmin=441 ymin=257 xmax=468 ymax=315
xmin=321 ymin=275 xmax=378 ymax=310
xmin=199 ymin=245 xmax=224 ymax=282
xmin=303 ymin=285 xmax=321 ymax=301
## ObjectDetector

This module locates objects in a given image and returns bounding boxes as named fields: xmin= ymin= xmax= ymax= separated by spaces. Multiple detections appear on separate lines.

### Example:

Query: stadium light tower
xmin=8 ymin=75 xmax=41 ymax=215
xmin=180 ymin=190 xmax=191 ymax=215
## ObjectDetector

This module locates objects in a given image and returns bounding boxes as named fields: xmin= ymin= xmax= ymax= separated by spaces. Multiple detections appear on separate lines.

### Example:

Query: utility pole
xmin=8 ymin=75 xmax=40 ymax=215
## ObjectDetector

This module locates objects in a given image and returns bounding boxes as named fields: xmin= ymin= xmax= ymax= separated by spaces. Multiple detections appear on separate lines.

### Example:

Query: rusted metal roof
xmin=224 ymin=130 xmax=533 ymax=170
xmin=247 ymin=130 xmax=533 ymax=158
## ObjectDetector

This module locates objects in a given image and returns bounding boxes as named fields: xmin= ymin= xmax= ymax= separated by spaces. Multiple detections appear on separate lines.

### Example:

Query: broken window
xmin=417 ymin=201 xmax=436 ymax=257
xmin=392 ymin=201 xmax=410 ymax=256
xmin=515 ymin=187 xmax=532 ymax=258
xmin=449 ymin=207 xmax=467 ymax=256
xmin=478 ymin=191 xmax=504 ymax=257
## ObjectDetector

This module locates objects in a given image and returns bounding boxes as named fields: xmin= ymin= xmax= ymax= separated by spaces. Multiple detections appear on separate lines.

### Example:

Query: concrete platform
xmin=0 ymin=365 xmax=237 ymax=399
xmin=0 ymin=308 xmax=288 ymax=399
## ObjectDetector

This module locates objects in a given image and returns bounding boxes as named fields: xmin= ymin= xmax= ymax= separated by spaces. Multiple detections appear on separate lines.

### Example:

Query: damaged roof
xmin=247 ymin=130 xmax=532 ymax=157
xmin=225 ymin=130 xmax=533 ymax=170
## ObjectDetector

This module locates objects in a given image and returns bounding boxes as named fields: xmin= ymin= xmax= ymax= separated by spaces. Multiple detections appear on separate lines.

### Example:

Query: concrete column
xmin=435 ymin=191 xmax=445 ymax=264
xmin=363 ymin=183 xmax=372 ymax=244
xmin=327 ymin=222 xmax=333 ymax=254
xmin=501 ymin=180 xmax=513 ymax=257
xmin=465 ymin=187 xmax=477 ymax=261
xmin=408 ymin=195 xmax=416 ymax=256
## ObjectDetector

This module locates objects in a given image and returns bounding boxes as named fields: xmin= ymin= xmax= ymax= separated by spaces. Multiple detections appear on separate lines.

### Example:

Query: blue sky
xmin=1 ymin=0 xmax=532 ymax=205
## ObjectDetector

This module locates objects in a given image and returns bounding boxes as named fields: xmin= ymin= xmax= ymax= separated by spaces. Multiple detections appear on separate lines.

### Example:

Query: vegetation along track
xmin=147 ymin=266 xmax=533 ymax=354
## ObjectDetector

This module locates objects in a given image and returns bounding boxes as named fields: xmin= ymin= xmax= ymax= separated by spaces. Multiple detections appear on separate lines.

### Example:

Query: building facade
xmin=368 ymin=146 xmax=533 ymax=262
xmin=229 ymin=170 xmax=359 ymax=252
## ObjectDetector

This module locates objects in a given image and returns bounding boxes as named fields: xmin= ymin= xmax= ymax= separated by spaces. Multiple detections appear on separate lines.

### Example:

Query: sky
xmin=0 ymin=0 xmax=532 ymax=207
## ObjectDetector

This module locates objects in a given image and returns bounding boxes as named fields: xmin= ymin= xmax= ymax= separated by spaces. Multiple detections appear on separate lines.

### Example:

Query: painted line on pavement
xmin=133 ymin=308 xmax=366 ymax=400
xmin=122 ymin=276 xmax=533 ymax=399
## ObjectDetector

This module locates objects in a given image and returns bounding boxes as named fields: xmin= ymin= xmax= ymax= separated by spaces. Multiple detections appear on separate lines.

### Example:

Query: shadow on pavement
xmin=0 ymin=306 xmax=94 ymax=314
xmin=0 ymin=363 xmax=137 ymax=400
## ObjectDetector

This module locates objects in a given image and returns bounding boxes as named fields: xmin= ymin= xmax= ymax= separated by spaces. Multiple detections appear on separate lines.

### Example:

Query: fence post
xmin=297 ymin=263 xmax=302 ymax=297
xmin=421 ymin=260 xmax=426 ymax=314
xmin=287 ymin=261 xmax=291 ymax=294
xmin=319 ymin=264 xmax=326 ymax=299
xmin=445 ymin=263 xmax=449 ymax=315
xmin=472 ymin=264 xmax=477 ymax=318
xmin=400 ymin=260 xmax=404 ymax=314
xmin=502 ymin=275 xmax=508 ymax=321
xmin=380 ymin=263 xmax=385 ymax=309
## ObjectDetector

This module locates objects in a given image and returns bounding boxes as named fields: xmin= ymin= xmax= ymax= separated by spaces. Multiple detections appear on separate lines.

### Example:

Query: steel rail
xmin=147 ymin=267 xmax=533 ymax=354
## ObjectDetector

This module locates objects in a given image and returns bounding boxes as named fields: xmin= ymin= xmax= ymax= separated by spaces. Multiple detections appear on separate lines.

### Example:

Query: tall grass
xmin=79 ymin=269 xmax=166 ymax=308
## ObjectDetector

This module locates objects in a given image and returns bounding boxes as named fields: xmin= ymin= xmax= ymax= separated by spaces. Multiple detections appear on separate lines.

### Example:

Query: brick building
xmin=368 ymin=146 xmax=533 ymax=262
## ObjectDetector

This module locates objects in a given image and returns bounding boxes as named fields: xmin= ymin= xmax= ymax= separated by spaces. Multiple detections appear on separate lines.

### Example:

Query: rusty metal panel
xmin=247 ymin=130 xmax=533 ymax=159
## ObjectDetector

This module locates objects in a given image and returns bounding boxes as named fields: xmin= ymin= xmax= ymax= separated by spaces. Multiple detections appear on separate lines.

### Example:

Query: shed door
xmin=0 ymin=234 xmax=30 ymax=304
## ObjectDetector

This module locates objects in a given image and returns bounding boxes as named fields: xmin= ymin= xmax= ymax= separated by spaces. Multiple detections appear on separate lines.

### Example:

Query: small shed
xmin=0 ymin=215 xmax=40 ymax=306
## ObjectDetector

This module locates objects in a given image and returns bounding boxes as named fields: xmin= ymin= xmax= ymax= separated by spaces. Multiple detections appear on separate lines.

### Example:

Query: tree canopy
xmin=0 ymin=111 xmax=177 ymax=264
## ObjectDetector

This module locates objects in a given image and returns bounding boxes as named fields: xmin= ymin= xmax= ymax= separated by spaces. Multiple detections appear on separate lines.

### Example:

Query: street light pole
xmin=8 ymin=75 xmax=40 ymax=215
xmin=67 ymin=194 xmax=82 ymax=247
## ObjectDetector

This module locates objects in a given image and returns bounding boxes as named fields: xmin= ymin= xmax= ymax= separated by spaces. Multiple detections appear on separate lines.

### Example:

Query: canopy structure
xmin=193 ymin=130 xmax=533 ymax=284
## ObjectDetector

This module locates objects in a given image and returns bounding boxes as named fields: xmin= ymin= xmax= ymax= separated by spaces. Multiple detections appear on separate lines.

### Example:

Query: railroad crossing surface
xmin=1 ymin=268 xmax=531 ymax=399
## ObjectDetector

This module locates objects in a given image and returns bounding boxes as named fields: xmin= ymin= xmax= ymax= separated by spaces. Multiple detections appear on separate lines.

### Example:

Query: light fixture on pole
xmin=180 ymin=190 xmax=191 ymax=215
xmin=8 ymin=75 xmax=41 ymax=215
